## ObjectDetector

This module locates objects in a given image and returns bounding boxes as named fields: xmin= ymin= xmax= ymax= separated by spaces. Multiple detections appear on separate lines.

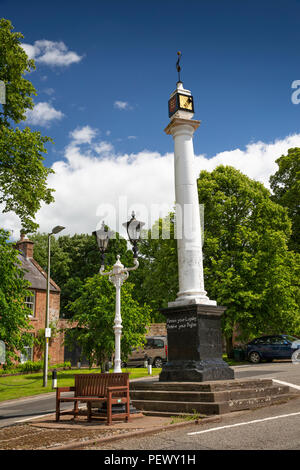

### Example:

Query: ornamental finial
xmin=176 ymin=51 xmax=182 ymax=83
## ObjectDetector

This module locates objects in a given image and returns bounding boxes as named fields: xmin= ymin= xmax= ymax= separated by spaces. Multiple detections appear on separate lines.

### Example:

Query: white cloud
xmin=193 ymin=134 xmax=300 ymax=189
xmin=21 ymin=43 xmax=36 ymax=60
xmin=94 ymin=141 xmax=114 ymax=155
xmin=26 ymin=102 xmax=64 ymax=127
xmin=69 ymin=125 xmax=97 ymax=144
xmin=2 ymin=129 xmax=300 ymax=239
xmin=21 ymin=40 xmax=83 ymax=67
xmin=114 ymin=100 xmax=132 ymax=110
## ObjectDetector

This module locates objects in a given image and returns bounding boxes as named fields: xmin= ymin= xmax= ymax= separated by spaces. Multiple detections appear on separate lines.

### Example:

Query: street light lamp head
xmin=93 ymin=221 xmax=114 ymax=265
xmin=51 ymin=225 xmax=65 ymax=235
xmin=123 ymin=211 xmax=145 ymax=258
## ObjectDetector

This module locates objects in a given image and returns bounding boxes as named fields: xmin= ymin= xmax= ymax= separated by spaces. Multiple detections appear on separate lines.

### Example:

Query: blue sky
xmin=1 ymin=0 xmax=300 ymax=236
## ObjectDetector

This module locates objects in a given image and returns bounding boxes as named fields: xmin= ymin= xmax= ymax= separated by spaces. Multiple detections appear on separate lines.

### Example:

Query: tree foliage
xmin=0 ymin=18 xmax=36 ymax=126
xmin=65 ymin=275 xmax=152 ymax=371
xmin=197 ymin=166 xmax=299 ymax=352
xmin=0 ymin=18 xmax=54 ymax=232
xmin=269 ymin=147 xmax=300 ymax=252
xmin=0 ymin=127 xmax=54 ymax=232
xmin=0 ymin=229 xmax=33 ymax=363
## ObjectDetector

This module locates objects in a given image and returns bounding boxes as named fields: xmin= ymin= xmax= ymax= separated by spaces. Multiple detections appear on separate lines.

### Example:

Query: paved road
xmin=234 ymin=360 xmax=300 ymax=387
xmin=0 ymin=361 xmax=299 ymax=428
xmin=0 ymin=392 xmax=61 ymax=428
xmin=93 ymin=396 xmax=300 ymax=451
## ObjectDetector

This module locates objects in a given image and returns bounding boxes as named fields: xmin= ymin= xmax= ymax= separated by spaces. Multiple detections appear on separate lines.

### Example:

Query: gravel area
xmin=0 ymin=422 xmax=139 ymax=450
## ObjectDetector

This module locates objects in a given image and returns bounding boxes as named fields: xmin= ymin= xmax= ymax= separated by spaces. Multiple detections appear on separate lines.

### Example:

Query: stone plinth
xmin=159 ymin=303 xmax=234 ymax=382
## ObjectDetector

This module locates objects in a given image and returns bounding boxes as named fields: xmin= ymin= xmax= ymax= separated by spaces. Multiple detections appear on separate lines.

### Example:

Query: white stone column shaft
xmin=165 ymin=118 xmax=216 ymax=307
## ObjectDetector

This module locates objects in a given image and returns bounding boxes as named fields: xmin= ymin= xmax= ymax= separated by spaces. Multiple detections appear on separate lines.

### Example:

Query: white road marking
xmin=272 ymin=379 xmax=300 ymax=391
xmin=187 ymin=412 xmax=300 ymax=436
xmin=15 ymin=413 xmax=53 ymax=423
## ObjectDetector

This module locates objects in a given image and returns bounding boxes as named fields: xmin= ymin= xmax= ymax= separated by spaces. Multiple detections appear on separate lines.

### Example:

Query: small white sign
xmin=0 ymin=81 xmax=6 ymax=104
xmin=45 ymin=328 xmax=52 ymax=338
xmin=0 ymin=341 xmax=5 ymax=364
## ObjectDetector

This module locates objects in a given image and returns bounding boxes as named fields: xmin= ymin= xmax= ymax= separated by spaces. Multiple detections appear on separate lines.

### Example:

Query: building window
xmin=25 ymin=293 xmax=35 ymax=317
xmin=20 ymin=334 xmax=34 ymax=363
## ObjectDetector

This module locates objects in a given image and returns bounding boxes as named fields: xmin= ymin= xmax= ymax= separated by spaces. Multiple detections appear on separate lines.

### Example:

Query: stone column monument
xmin=159 ymin=59 xmax=234 ymax=382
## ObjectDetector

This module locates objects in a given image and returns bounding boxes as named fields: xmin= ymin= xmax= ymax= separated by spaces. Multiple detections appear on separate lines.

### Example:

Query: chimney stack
xmin=16 ymin=231 xmax=34 ymax=259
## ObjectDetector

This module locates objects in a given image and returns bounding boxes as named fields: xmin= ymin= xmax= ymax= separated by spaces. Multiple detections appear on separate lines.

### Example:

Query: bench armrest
xmin=56 ymin=386 xmax=75 ymax=399
xmin=107 ymin=385 xmax=128 ymax=392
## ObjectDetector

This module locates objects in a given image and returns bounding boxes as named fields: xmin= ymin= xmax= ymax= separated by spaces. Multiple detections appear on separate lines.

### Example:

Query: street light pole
xmin=43 ymin=225 xmax=65 ymax=387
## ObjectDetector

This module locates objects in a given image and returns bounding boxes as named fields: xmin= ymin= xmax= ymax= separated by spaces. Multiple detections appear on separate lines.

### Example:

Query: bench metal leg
xmin=87 ymin=402 xmax=92 ymax=422
xmin=106 ymin=394 xmax=112 ymax=426
xmin=56 ymin=400 xmax=60 ymax=422
xmin=73 ymin=401 xmax=79 ymax=420
xmin=126 ymin=390 xmax=130 ymax=422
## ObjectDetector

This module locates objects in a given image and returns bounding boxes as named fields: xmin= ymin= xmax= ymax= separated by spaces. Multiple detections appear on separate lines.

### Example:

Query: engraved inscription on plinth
xmin=159 ymin=304 xmax=234 ymax=382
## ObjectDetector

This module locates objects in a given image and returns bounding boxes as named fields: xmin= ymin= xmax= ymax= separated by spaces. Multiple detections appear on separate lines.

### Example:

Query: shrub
xmin=17 ymin=360 xmax=43 ymax=373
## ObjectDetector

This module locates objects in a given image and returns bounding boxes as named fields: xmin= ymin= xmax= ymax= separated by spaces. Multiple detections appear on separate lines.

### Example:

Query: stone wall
xmin=147 ymin=323 xmax=167 ymax=336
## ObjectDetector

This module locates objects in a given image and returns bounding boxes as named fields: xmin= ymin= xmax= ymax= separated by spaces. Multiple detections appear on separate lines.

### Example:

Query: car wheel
xmin=292 ymin=349 xmax=300 ymax=364
xmin=248 ymin=351 xmax=261 ymax=364
xmin=153 ymin=357 xmax=163 ymax=368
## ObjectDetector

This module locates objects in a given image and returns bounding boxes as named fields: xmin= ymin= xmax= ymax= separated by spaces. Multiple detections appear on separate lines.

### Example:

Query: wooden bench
xmin=56 ymin=373 xmax=130 ymax=426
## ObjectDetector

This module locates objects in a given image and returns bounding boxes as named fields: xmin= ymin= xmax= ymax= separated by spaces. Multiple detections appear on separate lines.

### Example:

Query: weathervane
xmin=176 ymin=51 xmax=182 ymax=83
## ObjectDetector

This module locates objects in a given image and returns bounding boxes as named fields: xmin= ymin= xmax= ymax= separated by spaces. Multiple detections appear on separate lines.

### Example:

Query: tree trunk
xmin=226 ymin=335 xmax=234 ymax=358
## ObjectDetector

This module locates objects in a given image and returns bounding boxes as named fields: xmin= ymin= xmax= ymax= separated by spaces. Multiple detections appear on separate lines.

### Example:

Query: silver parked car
xmin=123 ymin=336 xmax=168 ymax=368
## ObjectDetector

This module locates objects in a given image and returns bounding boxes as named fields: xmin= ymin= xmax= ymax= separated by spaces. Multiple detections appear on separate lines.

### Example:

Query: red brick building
xmin=16 ymin=234 xmax=65 ymax=365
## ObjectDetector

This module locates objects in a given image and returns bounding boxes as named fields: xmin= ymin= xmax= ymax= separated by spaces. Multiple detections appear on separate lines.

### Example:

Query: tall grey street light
xmin=43 ymin=225 xmax=65 ymax=387
xmin=93 ymin=213 xmax=144 ymax=373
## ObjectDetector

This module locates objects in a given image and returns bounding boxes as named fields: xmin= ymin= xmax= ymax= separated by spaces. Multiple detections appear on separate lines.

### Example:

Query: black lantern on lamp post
xmin=92 ymin=221 xmax=113 ymax=267
xmin=123 ymin=211 xmax=145 ymax=258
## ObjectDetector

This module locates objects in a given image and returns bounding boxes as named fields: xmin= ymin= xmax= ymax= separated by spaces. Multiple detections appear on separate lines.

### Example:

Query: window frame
xmin=25 ymin=291 xmax=36 ymax=318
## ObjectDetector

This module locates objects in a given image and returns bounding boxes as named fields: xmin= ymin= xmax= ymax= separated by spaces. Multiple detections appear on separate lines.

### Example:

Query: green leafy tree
xmin=0 ymin=229 xmax=33 ymax=363
xmin=0 ymin=18 xmax=36 ymax=126
xmin=0 ymin=18 xmax=54 ymax=232
xmin=65 ymin=275 xmax=152 ymax=371
xmin=269 ymin=147 xmax=300 ymax=252
xmin=198 ymin=166 xmax=299 ymax=355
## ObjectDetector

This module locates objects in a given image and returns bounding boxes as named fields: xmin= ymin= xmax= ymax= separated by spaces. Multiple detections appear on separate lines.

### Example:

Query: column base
xmin=159 ymin=359 xmax=234 ymax=382
xmin=159 ymin=303 xmax=234 ymax=382
xmin=168 ymin=296 xmax=217 ymax=308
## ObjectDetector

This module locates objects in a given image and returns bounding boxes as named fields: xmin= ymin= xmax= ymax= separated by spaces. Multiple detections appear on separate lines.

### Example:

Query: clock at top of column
xmin=168 ymin=81 xmax=194 ymax=120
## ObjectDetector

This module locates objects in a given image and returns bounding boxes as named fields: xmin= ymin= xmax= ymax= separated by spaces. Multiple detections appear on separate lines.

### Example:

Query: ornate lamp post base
xmin=159 ymin=304 xmax=234 ymax=382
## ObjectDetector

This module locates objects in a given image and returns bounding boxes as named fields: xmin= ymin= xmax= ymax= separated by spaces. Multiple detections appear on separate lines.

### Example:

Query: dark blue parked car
xmin=246 ymin=335 xmax=300 ymax=363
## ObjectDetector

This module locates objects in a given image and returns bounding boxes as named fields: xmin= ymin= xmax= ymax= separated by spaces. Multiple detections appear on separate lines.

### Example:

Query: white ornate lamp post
xmin=93 ymin=213 xmax=144 ymax=373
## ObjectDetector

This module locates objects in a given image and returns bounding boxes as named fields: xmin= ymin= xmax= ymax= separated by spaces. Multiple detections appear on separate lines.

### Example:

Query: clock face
xmin=178 ymin=94 xmax=193 ymax=111
xmin=168 ymin=95 xmax=178 ymax=116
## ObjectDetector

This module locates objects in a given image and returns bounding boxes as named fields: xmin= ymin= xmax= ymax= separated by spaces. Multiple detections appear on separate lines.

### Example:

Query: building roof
xmin=18 ymin=252 xmax=60 ymax=293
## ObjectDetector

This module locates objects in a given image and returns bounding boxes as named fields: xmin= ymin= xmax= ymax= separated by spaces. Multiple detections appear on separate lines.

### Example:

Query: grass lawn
xmin=0 ymin=367 xmax=160 ymax=402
